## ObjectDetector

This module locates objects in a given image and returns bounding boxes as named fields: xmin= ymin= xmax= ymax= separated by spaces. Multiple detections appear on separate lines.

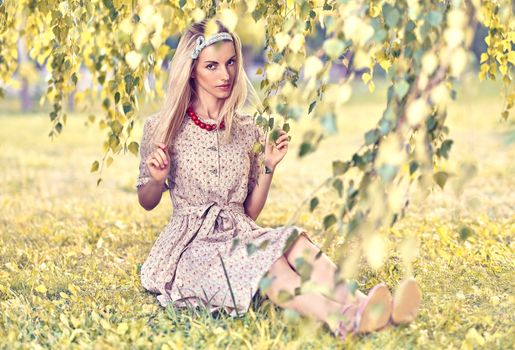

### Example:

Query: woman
xmin=136 ymin=19 xmax=421 ymax=340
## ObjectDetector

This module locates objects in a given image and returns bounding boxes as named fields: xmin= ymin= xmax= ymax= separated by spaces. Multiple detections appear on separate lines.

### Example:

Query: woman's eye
xmin=207 ymin=60 xmax=235 ymax=70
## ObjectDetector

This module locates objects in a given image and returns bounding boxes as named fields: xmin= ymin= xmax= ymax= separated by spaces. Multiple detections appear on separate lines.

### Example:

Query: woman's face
xmin=191 ymin=40 xmax=237 ymax=99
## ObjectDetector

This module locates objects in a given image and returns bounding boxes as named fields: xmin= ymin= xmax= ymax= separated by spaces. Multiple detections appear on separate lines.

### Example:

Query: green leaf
xmin=270 ymin=129 xmax=280 ymax=142
xmin=282 ymin=123 xmax=290 ymax=133
xmin=332 ymin=160 xmax=350 ymax=176
xmin=251 ymin=7 xmax=263 ymax=22
xmin=395 ymin=79 xmax=410 ymax=99
xmin=309 ymin=197 xmax=319 ymax=212
xmin=102 ymin=98 xmax=110 ymax=110
xmin=111 ymin=120 xmax=123 ymax=135
xmin=409 ymin=161 xmax=419 ymax=175
xmin=122 ymin=103 xmax=132 ymax=115
xmin=109 ymin=134 xmax=120 ymax=150
xmin=323 ymin=214 xmax=337 ymax=229
xmin=332 ymin=178 xmax=343 ymax=197
xmin=459 ymin=226 xmax=474 ymax=241
xmin=246 ymin=243 xmax=258 ymax=256
xmin=299 ymin=142 xmax=312 ymax=157
xmin=91 ymin=160 xmax=99 ymax=172
xmin=378 ymin=164 xmax=398 ymax=183
xmin=308 ymin=100 xmax=317 ymax=114
xmin=230 ymin=238 xmax=240 ymax=252
xmin=427 ymin=11 xmax=443 ymax=27
xmin=258 ymin=277 xmax=272 ymax=294
xmin=128 ymin=141 xmax=139 ymax=156
xmin=259 ymin=239 xmax=269 ymax=250
xmin=71 ymin=72 xmax=78 ymax=86
xmin=434 ymin=171 xmax=449 ymax=189
xmin=352 ymin=153 xmax=366 ymax=168
xmin=364 ymin=128 xmax=380 ymax=145
xmin=437 ymin=139 xmax=454 ymax=159
xmin=114 ymin=92 xmax=120 ymax=104
xmin=383 ymin=4 xmax=400 ymax=28
xmin=277 ymin=290 xmax=293 ymax=303
xmin=124 ymin=74 xmax=133 ymax=94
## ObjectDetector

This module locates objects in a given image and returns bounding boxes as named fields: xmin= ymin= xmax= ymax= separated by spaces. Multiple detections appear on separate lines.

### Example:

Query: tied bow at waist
xmin=173 ymin=201 xmax=246 ymax=242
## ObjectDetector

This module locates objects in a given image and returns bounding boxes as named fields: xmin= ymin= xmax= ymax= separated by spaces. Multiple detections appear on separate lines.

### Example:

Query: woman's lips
xmin=217 ymin=84 xmax=231 ymax=90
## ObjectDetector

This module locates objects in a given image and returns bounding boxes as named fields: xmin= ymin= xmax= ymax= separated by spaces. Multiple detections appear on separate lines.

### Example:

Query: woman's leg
xmin=283 ymin=232 xmax=367 ymax=304
xmin=263 ymin=255 xmax=343 ymax=333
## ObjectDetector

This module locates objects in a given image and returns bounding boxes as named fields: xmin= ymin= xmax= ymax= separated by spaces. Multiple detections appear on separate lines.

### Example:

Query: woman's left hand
xmin=264 ymin=129 xmax=289 ymax=170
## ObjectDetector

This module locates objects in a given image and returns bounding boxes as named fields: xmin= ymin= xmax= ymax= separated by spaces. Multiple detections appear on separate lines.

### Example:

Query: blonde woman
xmin=136 ymin=19 xmax=421 ymax=340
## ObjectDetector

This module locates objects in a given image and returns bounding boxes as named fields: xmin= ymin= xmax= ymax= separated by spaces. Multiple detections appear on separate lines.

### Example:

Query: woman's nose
xmin=220 ymin=67 xmax=230 ymax=80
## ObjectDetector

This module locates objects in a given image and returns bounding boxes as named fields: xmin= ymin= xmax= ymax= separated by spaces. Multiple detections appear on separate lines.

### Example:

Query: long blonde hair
xmin=149 ymin=18 xmax=262 ymax=152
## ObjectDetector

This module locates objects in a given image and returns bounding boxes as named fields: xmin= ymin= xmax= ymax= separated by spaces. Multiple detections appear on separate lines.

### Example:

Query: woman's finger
xmin=151 ymin=151 xmax=165 ymax=166
xmin=275 ymin=134 xmax=289 ymax=144
xmin=276 ymin=140 xmax=289 ymax=150
xmin=154 ymin=142 xmax=170 ymax=156
xmin=155 ymin=148 xmax=169 ymax=164
xmin=148 ymin=158 xmax=161 ymax=169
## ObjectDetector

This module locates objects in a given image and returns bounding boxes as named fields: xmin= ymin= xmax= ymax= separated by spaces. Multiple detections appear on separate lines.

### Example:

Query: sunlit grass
xmin=0 ymin=77 xmax=513 ymax=348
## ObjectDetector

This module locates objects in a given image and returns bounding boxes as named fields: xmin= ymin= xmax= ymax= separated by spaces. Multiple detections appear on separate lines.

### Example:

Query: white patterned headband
xmin=191 ymin=32 xmax=233 ymax=60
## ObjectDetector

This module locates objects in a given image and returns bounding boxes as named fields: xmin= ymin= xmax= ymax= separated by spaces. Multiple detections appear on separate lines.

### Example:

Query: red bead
xmin=188 ymin=105 xmax=226 ymax=131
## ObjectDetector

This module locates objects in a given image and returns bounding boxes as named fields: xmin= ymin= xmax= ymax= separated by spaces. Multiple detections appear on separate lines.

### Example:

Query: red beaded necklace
xmin=187 ymin=106 xmax=225 ymax=131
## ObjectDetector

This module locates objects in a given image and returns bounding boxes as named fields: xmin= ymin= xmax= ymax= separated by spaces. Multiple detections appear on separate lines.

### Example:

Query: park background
xmin=0 ymin=7 xmax=513 ymax=350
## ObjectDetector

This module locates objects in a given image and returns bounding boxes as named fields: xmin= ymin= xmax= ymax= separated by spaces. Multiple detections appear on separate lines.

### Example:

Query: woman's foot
xmin=333 ymin=283 xmax=392 ymax=340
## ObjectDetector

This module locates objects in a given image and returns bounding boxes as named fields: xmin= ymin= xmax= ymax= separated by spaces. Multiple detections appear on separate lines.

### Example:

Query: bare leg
xmin=283 ymin=232 xmax=367 ymax=304
xmin=263 ymin=255 xmax=343 ymax=333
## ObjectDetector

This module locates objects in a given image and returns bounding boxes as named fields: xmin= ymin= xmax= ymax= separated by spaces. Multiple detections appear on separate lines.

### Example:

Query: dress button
xmin=210 ymin=168 xmax=218 ymax=175
xmin=207 ymin=145 xmax=217 ymax=151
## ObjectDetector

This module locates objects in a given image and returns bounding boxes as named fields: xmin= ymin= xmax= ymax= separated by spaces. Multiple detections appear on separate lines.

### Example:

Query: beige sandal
xmin=334 ymin=283 xmax=392 ymax=340
xmin=390 ymin=277 xmax=422 ymax=325
xmin=375 ymin=277 xmax=422 ymax=332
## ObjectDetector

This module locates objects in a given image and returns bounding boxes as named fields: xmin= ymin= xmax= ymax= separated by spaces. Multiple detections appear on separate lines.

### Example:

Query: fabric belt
xmin=173 ymin=201 xmax=245 ymax=242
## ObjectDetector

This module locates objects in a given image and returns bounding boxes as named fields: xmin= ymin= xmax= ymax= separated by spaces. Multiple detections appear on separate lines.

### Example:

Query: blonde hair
xmin=148 ymin=18 xmax=262 ymax=152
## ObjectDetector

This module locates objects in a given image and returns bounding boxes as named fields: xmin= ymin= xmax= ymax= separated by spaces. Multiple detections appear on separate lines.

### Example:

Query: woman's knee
xmin=264 ymin=256 xmax=300 ymax=303
xmin=283 ymin=232 xmax=319 ymax=266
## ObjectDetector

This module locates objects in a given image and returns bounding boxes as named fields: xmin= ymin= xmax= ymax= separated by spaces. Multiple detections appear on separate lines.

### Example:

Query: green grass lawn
xmin=0 ymin=75 xmax=513 ymax=349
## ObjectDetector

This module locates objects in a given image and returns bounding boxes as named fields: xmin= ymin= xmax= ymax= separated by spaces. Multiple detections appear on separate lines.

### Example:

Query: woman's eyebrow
xmin=204 ymin=55 xmax=237 ymax=64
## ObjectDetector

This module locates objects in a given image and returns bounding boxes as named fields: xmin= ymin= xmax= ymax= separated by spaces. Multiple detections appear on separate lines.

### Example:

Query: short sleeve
xmin=247 ymin=122 xmax=266 ymax=195
xmin=135 ymin=116 xmax=171 ymax=192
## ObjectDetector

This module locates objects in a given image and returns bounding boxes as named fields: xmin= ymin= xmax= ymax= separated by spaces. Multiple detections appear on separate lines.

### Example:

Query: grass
xmin=0 ymin=75 xmax=513 ymax=349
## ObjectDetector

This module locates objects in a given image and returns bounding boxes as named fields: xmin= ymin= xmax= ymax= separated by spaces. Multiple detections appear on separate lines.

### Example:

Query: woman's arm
xmin=243 ymin=161 xmax=275 ymax=221
xmin=136 ymin=115 xmax=171 ymax=210
xmin=243 ymin=121 xmax=289 ymax=221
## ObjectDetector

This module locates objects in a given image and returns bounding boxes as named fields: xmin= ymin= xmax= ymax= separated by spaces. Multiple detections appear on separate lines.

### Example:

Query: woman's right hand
xmin=146 ymin=142 xmax=171 ymax=183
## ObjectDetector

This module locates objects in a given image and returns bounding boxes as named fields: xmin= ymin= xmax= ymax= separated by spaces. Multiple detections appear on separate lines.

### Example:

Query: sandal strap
xmin=336 ymin=303 xmax=359 ymax=339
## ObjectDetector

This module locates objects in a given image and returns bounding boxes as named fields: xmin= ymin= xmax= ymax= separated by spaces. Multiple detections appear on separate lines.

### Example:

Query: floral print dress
xmin=136 ymin=111 xmax=309 ymax=317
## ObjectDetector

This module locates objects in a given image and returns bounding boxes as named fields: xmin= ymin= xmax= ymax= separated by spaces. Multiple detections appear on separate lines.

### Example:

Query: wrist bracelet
xmin=264 ymin=164 xmax=274 ymax=174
